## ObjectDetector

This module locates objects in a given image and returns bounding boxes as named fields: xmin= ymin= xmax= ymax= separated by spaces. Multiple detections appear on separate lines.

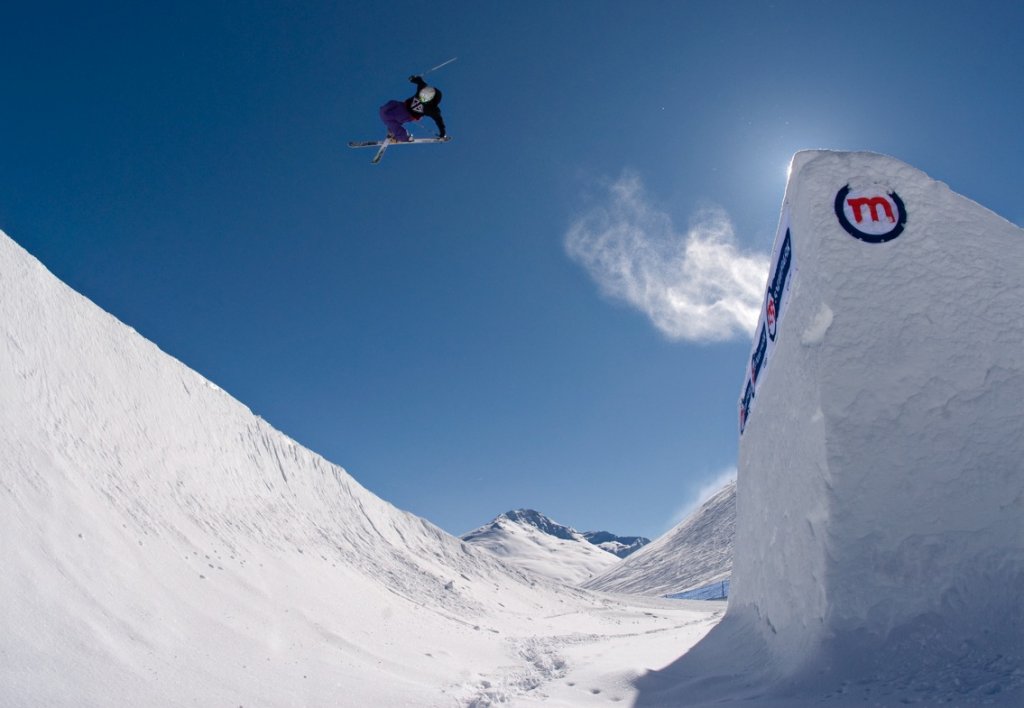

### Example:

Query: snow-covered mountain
xmin=0 ymin=229 xmax=723 ymax=707
xmin=585 ymin=481 xmax=735 ymax=597
xmin=581 ymin=530 xmax=650 ymax=558
xmin=461 ymin=509 xmax=623 ymax=585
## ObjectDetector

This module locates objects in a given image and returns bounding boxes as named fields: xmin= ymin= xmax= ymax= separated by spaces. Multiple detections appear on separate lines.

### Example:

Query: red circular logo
xmin=834 ymin=185 xmax=907 ymax=243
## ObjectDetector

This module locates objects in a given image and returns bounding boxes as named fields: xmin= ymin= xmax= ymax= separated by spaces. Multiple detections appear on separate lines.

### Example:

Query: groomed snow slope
xmin=0 ymin=229 xmax=721 ymax=707
xmin=633 ymin=151 xmax=1024 ymax=706
xmin=583 ymin=481 xmax=734 ymax=597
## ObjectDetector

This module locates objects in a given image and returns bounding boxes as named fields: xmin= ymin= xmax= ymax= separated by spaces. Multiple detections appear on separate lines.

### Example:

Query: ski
xmin=371 ymin=140 xmax=390 ymax=164
xmin=348 ymin=136 xmax=451 ymax=148
xmin=348 ymin=136 xmax=451 ymax=164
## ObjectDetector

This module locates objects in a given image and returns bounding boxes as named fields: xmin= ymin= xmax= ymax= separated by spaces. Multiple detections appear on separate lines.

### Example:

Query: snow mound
xmin=584 ymin=481 xmax=734 ymax=597
xmin=636 ymin=151 xmax=1024 ymax=706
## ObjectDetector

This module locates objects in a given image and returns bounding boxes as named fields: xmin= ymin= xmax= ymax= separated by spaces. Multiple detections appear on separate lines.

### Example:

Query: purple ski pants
xmin=379 ymin=100 xmax=414 ymax=141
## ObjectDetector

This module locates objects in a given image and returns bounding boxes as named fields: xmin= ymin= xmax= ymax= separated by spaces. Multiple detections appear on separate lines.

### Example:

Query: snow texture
xmin=584 ymin=481 xmax=735 ymax=597
xmin=0 ymin=228 xmax=721 ymax=706
xmin=636 ymin=151 xmax=1024 ymax=706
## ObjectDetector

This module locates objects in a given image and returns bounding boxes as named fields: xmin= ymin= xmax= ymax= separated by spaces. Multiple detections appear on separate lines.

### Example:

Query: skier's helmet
xmin=418 ymin=86 xmax=437 ymax=103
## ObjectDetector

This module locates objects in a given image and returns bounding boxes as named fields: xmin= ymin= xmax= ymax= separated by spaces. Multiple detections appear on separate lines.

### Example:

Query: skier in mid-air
xmin=349 ymin=62 xmax=454 ymax=163
xmin=379 ymin=75 xmax=446 ymax=143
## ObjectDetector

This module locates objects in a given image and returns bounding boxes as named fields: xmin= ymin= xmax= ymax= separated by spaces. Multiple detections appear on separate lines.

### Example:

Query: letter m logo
xmin=846 ymin=196 xmax=896 ymax=224
xmin=834 ymin=185 xmax=907 ymax=243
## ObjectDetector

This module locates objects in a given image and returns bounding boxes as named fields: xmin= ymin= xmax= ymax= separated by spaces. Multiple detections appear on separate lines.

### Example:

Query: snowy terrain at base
xmin=583 ymin=481 xmax=734 ymax=597
xmin=462 ymin=510 xmax=622 ymax=586
xmin=0 ymin=228 xmax=722 ymax=706
xmin=637 ymin=151 xmax=1024 ymax=706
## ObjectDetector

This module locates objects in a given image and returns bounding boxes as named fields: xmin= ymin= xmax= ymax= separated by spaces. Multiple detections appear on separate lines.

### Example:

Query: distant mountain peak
xmin=462 ymin=509 xmax=617 ymax=586
xmin=582 ymin=531 xmax=651 ymax=559
xmin=471 ymin=509 xmax=650 ymax=559
xmin=495 ymin=509 xmax=580 ymax=541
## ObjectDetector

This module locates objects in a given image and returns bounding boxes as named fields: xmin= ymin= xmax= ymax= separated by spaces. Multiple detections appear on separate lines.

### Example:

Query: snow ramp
xmin=635 ymin=151 xmax=1024 ymax=706
xmin=0 ymin=229 xmax=596 ymax=706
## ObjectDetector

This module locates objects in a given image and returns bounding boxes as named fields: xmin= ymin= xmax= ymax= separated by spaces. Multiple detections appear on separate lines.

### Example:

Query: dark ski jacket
xmin=405 ymin=75 xmax=446 ymax=138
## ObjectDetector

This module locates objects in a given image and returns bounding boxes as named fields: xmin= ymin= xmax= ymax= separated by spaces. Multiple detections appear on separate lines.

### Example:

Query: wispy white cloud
xmin=565 ymin=172 xmax=769 ymax=342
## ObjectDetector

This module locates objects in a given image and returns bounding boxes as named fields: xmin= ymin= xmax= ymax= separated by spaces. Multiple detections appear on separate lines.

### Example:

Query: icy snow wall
xmin=735 ymin=151 xmax=1024 ymax=680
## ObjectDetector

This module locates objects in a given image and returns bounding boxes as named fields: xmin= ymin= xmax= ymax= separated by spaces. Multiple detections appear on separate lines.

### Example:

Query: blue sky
xmin=2 ymin=1 xmax=1021 ymax=540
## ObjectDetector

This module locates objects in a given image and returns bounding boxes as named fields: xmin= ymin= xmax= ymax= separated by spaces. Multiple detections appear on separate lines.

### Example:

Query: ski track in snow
xmin=455 ymin=605 xmax=726 ymax=707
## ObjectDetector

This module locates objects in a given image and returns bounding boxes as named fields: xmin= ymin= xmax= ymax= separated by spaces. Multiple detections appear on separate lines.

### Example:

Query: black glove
xmin=409 ymin=75 xmax=423 ymax=83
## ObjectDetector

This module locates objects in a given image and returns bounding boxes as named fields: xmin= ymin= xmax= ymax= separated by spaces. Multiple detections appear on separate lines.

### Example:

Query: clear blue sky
xmin=2 ymin=1 xmax=1021 ymax=540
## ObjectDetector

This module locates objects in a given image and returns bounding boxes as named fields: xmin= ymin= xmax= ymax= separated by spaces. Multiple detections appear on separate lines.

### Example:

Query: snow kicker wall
xmin=733 ymin=151 xmax=1024 ymax=680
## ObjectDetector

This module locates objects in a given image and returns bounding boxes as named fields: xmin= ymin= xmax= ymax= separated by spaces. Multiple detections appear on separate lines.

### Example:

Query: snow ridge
xmin=0 ymin=230 xmax=720 ymax=707
xmin=584 ymin=481 xmax=735 ymax=596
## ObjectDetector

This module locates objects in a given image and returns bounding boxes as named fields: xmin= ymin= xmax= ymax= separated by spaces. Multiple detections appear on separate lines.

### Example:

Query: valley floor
xmin=451 ymin=596 xmax=726 ymax=706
